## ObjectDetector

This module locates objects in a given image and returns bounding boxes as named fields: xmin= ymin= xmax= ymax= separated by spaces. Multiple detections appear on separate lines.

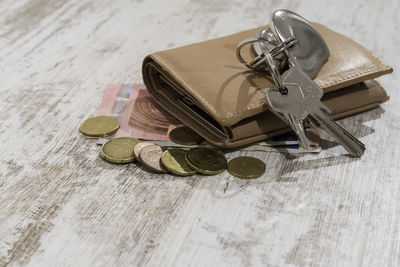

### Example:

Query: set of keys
xmin=237 ymin=10 xmax=365 ymax=157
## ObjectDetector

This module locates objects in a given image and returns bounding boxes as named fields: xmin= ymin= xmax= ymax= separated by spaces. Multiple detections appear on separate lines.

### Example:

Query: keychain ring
xmin=236 ymin=37 xmax=266 ymax=71
xmin=236 ymin=36 xmax=296 ymax=72
xmin=260 ymin=41 xmax=287 ymax=94
xmin=237 ymin=35 xmax=297 ymax=94
xmin=236 ymin=37 xmax=287 ymax=94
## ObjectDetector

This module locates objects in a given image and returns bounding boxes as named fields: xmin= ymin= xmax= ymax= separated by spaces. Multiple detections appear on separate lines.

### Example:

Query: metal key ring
xmin=260 ymin=41 xmax=287 ymax=94
xmin=237 ymin=36 xmax=297 ymax=94
xmin=236 ymin=37 xmax=287 ymax=94
xmin=261 ymin=37 xmax=297 ymax=94
xmin=237 ymin=36 xmax=297 ymax=71
xmin=236 ymin=37 xmax=266 ymax=71
xmin=269 ymin=37 xmax=297 ymax=58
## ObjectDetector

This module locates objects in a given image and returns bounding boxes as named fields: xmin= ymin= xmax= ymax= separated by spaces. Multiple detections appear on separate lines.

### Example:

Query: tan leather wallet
xmin=142 ymin=23 xmax=392 ymax=148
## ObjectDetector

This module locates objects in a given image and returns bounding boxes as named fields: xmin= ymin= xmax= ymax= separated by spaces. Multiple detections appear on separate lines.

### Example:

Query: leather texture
xmin=143 ymin=23 xmax=392 ymax=148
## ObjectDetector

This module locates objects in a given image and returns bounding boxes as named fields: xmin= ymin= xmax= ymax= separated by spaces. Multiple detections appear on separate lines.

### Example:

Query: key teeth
xmin=310 ymin=112 xmax=366 ymax=158
xmin=287 ymin=115 xmax=311 ymax=150
xmin=272 ymin=111 xmax=311 ymax=151
xmin=347 ymin=141 xmax=366 ymax=158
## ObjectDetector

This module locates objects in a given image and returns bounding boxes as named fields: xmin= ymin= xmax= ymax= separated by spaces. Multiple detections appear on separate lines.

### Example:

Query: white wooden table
xmin=0 ymin=0 xmax=399 ymax=266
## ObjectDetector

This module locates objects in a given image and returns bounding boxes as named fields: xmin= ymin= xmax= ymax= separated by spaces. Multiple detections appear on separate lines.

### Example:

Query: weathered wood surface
xmin=0 ymin=0 xmax=399 ymax=266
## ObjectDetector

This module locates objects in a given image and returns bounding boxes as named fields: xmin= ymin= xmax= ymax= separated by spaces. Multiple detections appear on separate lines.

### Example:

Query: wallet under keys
xmin=142 ymin=23 xmax=392 ymax=148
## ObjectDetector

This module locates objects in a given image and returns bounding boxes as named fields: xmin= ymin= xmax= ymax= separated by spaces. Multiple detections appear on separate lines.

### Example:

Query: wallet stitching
xmin=335 ymin=30 xmax=391 ymax=71
xmin=223 ymin=66 xmax=390 ymax=122
xmin=317 ymin=66 xmax=383 ymax=88
xmin=223 ymin=67 xmax=382 ymax=118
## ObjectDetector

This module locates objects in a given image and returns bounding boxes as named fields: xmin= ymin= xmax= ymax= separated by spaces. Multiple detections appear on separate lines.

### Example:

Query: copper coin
xmin=133 ymin=142 xmax=155 ymax=162
xmin=139 ymin=144 xmax=168 ymax=173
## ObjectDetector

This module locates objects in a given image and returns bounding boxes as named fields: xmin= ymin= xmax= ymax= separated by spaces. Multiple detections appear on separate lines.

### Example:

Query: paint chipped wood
xmin=0 ymin=0 xmax=399 ymax=266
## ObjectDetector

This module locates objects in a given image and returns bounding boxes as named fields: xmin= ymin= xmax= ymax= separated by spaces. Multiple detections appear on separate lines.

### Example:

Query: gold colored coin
xmin=227 ymin=156 xmax=265 ymax=179
xmin=168 ymin=126 xmax=204 ymax=145
xmin=185 ymin=147 xmax=227 ymax=175
xmin=161 ymin=149 xmax=196 ymax=176
xmin=139 ymin=145 xmax=168 ymax=173
xmin=133 ymin=142 xmax=155 ymax=162
xmin=79 ymin=116 xmax=119 ymax=137
xmin=100 ymin=137 xmax=139 ymax=164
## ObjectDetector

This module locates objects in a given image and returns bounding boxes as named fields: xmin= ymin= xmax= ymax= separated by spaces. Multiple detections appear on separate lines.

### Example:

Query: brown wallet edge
xmin=142 ymin=24 xmax=392 ymax=148
xmin=143 ymin=57 xmax=389 ymax=148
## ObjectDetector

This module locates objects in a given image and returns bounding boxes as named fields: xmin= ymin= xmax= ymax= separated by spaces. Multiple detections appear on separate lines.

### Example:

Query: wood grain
xmin=0 ymin=0 xmax=399 ymax=266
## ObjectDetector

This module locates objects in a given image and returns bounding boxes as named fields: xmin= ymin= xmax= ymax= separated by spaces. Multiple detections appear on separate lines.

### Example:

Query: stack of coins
xmin=80 ymin=117 xmax=266 ymax=179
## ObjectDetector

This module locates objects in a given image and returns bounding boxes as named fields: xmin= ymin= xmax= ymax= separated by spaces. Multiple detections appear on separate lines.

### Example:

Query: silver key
xmin=266 ymin=68 xmax=311 ymax=150
xmin=257 ymin=33 xmax=311 ymax=150
xmin=261 ymin=10 xmax=329 ymax=150
xmin=270 ymin=10 xmax=364 ymax=157
xmin=241 ymin=10 xmax=365 ymax=156
xmin=288 ymin=67 xmax=366 ymax=157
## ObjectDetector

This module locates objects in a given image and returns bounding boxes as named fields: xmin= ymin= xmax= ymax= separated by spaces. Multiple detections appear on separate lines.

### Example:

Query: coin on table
xmin=133 ymin=142 xmax=155 ymax=162
xmin=139 ymin=144 xmax=168 ymax=173
xmin=161 ymin=149 xmax=196 ymax=176
xmin=168 ymin=126 xmax=204 ymax=145
xmin=79 ymin=116 xmax=119 ymax=137
xmin=227 ymin=156 xmax=266 ymax=179
xmin=185 ymin=147 xmax=227 ymax=175
xmin=100 ymin=137 xmax=139 ymax=164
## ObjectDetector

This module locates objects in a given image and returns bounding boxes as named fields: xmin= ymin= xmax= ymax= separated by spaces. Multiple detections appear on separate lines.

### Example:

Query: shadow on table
xmin=276 ymin=106 xmax=385 ymax=177
xmin=278 ymin=155 xmax=358 ymax=178
xmin=318 ymin=106 xmax=385 ymax=150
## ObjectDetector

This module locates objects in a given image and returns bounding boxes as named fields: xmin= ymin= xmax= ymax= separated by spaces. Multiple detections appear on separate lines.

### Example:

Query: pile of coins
xmin=80 ymin=116 xmax=266 ymax=179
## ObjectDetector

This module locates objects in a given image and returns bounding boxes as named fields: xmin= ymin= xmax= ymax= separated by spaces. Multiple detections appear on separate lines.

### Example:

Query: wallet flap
xmin=145 ymin=23 xmax=392 ymax=127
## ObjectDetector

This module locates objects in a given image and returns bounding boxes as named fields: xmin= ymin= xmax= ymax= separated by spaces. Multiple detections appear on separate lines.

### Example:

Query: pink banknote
xmin=97 ymin=84 xmax=181 ymax=141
